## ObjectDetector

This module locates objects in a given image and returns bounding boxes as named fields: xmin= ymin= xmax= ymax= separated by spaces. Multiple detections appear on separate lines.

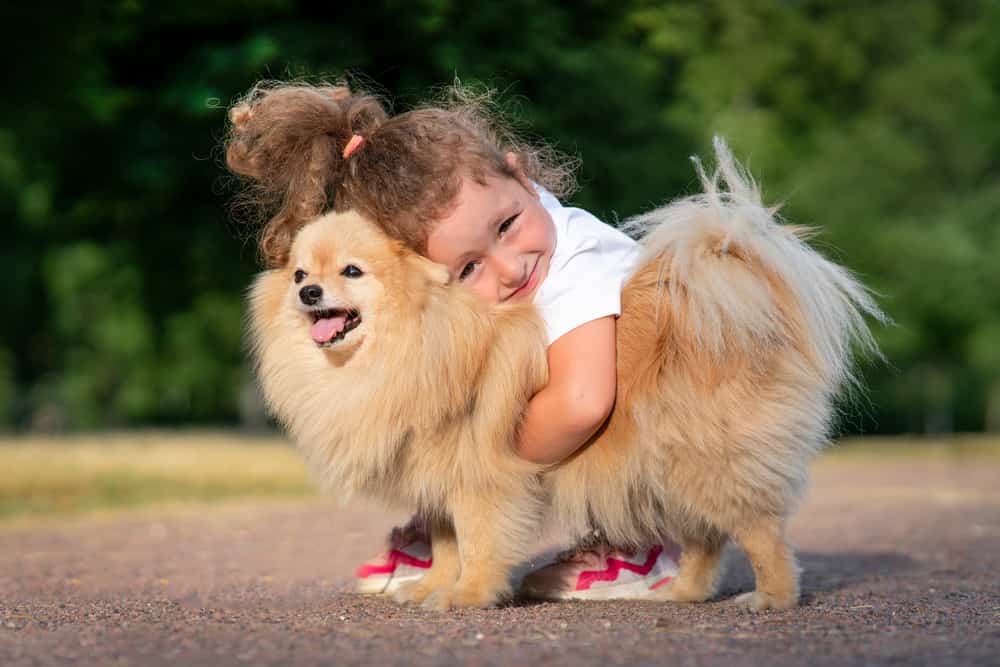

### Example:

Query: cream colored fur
xmin=247 ymin=139 xmax=885 ymax=611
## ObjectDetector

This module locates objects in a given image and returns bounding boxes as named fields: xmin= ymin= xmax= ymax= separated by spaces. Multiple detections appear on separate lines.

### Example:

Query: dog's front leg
xmin=394 ymin=522 xmax=462 ymax=606
xmin=653 ymin=534 xmax=726 ymax=603
xmin=422 ymin=495 xmax=530 ymax=611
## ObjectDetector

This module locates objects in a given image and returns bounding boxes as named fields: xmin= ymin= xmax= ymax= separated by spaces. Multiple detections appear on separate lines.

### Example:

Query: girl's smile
xmin=508 ymin=255 xmax=540 ymax=301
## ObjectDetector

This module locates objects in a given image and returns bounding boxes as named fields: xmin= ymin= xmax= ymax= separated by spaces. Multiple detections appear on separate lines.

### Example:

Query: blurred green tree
xmin=0 ymin=0 xmax=995 ymax=433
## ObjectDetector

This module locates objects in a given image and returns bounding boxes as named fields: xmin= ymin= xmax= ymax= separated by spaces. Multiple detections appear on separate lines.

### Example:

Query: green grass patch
xmin=1 ymin=430 xmax=998 ymax=524
xmin=0 ymin=430 xmax=315 ymax=522
xmin=824 ymin=434 xmax=1000 ymax=460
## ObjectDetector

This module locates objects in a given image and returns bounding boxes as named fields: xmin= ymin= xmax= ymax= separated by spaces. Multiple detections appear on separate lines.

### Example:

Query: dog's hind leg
xmin=394 ymin=522 xmax=462 ymax=606
xmin=653 ymin=532 xmax=726 ymax=603
xmin=731 ymin=517 xmax=800 ymax=611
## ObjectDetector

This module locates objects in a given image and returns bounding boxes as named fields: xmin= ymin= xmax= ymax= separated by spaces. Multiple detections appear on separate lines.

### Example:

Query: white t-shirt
xmin=533 ymin=187 xmax=641 ymax=344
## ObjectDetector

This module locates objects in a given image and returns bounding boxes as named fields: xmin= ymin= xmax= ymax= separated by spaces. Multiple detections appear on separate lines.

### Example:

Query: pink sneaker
xmin=521 ymin=542 xmax=680 ymax=600
xmin=354 ymin=520 xmax=432 ymax=595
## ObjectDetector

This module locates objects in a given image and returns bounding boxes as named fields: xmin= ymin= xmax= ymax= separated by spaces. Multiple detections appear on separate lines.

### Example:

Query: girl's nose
xmin=491 ymin=250 xmax=523 ymax=287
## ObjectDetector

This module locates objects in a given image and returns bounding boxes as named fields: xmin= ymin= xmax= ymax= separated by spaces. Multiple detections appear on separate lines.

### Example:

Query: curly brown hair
xmin=225 ymin=80 xmax=577 ymax=267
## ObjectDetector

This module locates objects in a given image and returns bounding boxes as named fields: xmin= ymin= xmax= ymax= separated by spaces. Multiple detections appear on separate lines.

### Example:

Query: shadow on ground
xmin=716 ymin=548 xmax=918 ymax=603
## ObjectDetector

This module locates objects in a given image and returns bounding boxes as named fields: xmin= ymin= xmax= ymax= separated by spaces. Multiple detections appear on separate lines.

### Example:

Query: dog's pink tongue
xmin=310 ymin=315 xmax=348 ymax=343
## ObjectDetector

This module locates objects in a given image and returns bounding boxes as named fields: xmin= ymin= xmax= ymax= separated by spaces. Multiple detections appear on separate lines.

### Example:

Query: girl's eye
xmin=341 ymin=265 xmax=363 ymax=278
xmin=498 ymin=215 xmax=517 ymax=237
xmin=294 ymin=269 xmax=307 ymax=283
xmin=458 ymin=261 xmax=480 ymax=281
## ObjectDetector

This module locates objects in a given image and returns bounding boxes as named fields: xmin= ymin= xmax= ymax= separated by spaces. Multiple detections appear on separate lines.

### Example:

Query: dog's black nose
xmin=299 ymin=284 xmax=323 ymax=305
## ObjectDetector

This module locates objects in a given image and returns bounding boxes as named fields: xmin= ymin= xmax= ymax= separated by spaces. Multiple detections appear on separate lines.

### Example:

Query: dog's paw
xmin=652 ymin=580 xmax=712 ymax=603
xmin=420 ymin=588 xmax=458 ymax=611
xmin=735 ymin=590 xmax=798 ymax=612
xmin=420 ymin=586 xmax=503 ymax=611
xmin=392 ymin=580 xmax=435 ymax=606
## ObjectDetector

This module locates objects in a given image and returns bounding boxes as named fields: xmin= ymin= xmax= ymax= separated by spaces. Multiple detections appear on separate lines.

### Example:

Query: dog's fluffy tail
xmin=623 ymin=136 xmax=887 ymax=394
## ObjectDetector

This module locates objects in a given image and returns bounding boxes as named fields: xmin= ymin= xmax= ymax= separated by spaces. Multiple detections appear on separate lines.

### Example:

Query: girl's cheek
xmin=472 ymin=282 xmax=498 ymax=304
xmin=478 ymin=270 xmax=503 ymax=304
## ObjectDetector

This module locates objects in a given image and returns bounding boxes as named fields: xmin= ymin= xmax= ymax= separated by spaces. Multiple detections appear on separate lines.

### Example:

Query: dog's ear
xmin=406 ymin=254 xmax=451 ymax=286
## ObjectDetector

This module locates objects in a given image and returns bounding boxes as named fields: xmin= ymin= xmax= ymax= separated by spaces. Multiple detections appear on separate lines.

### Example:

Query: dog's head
xmin=263 ymin=210 xmax=450 ymax=361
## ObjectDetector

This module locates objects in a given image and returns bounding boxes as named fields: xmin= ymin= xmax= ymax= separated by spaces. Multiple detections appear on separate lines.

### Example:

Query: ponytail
xmin=225 ymin=81 xmax=388 ymax=266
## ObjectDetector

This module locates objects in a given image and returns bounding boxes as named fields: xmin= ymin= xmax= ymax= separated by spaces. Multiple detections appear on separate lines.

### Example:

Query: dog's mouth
xmin=308 ymin=308 xmax=362 ymax=347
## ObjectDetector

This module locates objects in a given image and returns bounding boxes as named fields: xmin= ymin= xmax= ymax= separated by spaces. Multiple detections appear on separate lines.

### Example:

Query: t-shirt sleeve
xmin=535 ymin=229 xmax=635 ymax=344
xmin=532 ymin=186 xmax=641 ymax=345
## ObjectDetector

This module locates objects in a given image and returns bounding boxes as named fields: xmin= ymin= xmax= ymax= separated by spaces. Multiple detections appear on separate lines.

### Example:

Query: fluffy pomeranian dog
xmin=247 ymin=139 xmax=884 ymax=611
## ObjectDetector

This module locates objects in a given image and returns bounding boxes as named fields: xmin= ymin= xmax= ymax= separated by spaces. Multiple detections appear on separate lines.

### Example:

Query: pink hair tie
xmin=342 ymin=134 xmax=365 ymax=159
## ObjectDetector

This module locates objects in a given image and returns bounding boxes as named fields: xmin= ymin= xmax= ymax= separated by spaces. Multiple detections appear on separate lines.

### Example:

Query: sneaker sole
xmin=356 ymin=572 xmax=425 ymax=595
xmin=525 ymin=573 xmax=674 ymax=601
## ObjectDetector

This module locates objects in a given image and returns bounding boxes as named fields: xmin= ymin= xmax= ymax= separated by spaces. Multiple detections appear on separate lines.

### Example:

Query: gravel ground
xmin=2 ymin=457 xmax=998 ymax=666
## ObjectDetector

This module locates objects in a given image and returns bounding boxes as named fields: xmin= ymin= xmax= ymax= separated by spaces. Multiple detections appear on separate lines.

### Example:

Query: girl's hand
xmin=516 ymin=315 xmax=617 ymax=465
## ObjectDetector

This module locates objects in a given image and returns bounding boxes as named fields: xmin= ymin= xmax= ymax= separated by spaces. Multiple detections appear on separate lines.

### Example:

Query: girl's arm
xmin=516 ymin=315 xmax=617 ymax=465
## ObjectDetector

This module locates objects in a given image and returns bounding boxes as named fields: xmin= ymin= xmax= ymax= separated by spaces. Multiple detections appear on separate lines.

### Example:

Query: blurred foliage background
xmin=1 ymin=0 xmax=997 ymax=435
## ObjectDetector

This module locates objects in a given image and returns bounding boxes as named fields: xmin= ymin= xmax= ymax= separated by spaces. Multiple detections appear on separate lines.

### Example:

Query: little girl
xmin=226 ymin=81 xmax=681 ymax=600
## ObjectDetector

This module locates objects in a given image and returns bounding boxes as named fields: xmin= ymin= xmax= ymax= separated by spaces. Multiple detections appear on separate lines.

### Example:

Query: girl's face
xmin=426 ymin=168 xmax=556 ymax=305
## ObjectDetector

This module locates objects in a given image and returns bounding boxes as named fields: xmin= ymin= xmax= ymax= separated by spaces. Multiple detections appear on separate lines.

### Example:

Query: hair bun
xmin=228 ymin=102 xmax=253 ymax=129
xmin=224 ymin=81 xmax=390 ymax=266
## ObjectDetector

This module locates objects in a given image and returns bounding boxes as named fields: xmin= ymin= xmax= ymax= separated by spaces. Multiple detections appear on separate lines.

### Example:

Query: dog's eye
xmin=294 ymin=269 xmax=307 ymax=283
xmin=341 ymin=265 xmax=363 ymax=279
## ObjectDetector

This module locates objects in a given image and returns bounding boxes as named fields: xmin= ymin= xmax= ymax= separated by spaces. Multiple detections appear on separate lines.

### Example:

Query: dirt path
xmin=2 ymin=456 xmax=998 ymax=666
